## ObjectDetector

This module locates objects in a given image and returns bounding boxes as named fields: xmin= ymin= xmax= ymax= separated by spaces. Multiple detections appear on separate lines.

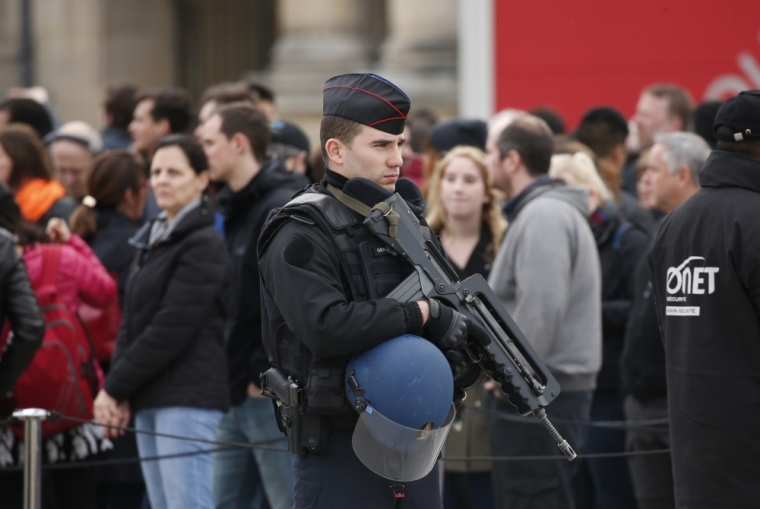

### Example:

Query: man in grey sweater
xmin=486 ymin=114 xmax=602 ymax=508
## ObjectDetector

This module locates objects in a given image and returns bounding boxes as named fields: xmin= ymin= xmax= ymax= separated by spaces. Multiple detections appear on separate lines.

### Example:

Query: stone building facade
xmin=0 ymin=0 xmax=458 ymax=139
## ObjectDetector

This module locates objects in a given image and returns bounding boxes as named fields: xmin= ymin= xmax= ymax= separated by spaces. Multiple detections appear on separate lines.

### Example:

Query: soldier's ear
xmin=325 ymin=138 xmax=344 ymax=166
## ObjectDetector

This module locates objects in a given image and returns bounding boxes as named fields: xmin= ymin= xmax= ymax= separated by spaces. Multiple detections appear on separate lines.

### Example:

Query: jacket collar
xmin=323 ymin=168 xmax=348 ymax=190
xmin=129 ymin=196 xmax=215 ymax=250
xmin=502 ymin=175 xmax=561 ymax=222
xmin=700 ymin=150 xmax=760 ymax=193
xmin=219 ymin=156 xmax=306 ymax=220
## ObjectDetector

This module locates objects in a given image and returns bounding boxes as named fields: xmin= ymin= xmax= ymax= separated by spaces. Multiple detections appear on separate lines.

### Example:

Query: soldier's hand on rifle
xmin=466 ymin=318 xmax=492 ymax=347
xmin=423 ymin=298 xmax=469 ymax=349
xmin=422 ymin=299 xmax=492 ymax=350
xmin=445 ymin=350 xmax=486 ymax=388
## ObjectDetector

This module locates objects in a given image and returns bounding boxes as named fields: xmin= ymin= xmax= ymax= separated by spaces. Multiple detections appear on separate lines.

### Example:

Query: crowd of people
xmin=0 ymin=73 xmax=747 ymax=509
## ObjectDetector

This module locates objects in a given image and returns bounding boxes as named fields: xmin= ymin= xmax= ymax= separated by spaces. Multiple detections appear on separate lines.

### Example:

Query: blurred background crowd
xmin=0 ymin=73 xmax=720 ymax=509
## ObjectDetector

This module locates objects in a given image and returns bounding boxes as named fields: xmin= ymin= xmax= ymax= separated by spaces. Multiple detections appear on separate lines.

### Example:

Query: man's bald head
xmin=496 ymin=114 xmax=554 ymax=176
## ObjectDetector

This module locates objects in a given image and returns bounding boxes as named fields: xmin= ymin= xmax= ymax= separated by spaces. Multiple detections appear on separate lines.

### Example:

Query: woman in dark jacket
xmin=94 ymin=135 xmax=230 ymax=509
xmin=425 ymin=146 xmax=507 ymax=509
xmin=550 ymin=152 xmax=647 ymax=509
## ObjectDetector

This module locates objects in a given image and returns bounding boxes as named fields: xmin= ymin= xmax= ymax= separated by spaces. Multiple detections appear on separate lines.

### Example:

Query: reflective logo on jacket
xmin=664 ymin=256 xmax=720 ymax=316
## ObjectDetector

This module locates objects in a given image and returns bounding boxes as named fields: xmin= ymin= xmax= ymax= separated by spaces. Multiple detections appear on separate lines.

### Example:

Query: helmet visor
xmin=351 ymin=402 xmax=456 ymax=482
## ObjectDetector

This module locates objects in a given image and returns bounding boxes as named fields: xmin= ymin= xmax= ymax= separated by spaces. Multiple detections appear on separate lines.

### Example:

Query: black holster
xmin=261 ymin=367 xmax=330 ymax=456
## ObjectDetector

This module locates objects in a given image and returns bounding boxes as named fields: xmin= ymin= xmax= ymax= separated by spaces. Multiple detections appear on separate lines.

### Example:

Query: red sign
xmin=493 ymin=1 xmax=760 ymax=128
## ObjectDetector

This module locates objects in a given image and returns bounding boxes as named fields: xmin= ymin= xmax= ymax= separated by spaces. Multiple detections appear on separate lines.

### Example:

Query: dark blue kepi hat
xmin=323 ymin=74 xmax=410 ymax=135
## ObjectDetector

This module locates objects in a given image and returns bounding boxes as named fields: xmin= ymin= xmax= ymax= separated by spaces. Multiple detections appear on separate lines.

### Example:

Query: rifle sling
xmin=326 ymin=184 xmax=399 ymax=238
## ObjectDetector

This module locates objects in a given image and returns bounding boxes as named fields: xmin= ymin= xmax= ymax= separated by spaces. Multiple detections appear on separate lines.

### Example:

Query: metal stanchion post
xmin=12 ymin=408 xmax=48 ymax=509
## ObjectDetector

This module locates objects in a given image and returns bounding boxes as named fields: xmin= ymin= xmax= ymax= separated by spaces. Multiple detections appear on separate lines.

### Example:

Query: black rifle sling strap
xmin=326 ymin=184 xmax=400 ymax=238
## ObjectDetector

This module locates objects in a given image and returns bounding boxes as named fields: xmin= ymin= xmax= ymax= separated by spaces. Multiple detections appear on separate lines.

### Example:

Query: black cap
xmin=714 ymin=90 xmax=760 ymax=142
xmin=428 ymin=119 xmax=487 ymax=153
xmin=323 ymin=74 xmax=410 ymax=135
xmin=270 ymin=120 xmax=310 ymax=153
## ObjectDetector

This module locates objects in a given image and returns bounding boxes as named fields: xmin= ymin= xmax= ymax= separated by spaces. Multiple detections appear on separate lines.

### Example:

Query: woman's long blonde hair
xmin=425 ymin=146 xmax=508 ymax=260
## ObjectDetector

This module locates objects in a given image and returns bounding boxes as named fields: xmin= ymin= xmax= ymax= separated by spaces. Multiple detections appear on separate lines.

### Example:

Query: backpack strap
xmin=613 ymin=223 xmax=631 ymax=251
xmin=38 ymin=244 xmax=62 ymax=292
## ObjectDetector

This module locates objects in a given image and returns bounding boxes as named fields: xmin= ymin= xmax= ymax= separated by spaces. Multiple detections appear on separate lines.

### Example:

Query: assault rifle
xmin=335 ymin=185 xmax=576 ymax=461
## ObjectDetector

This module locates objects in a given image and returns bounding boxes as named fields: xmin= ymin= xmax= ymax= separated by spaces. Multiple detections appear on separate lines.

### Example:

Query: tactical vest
xmin=259 ymin=186 xmax=433 ymax=412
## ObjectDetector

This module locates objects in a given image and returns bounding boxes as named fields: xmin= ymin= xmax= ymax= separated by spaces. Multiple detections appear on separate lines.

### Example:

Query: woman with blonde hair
xmin=425 ymin=144 xmax=506 ymax=509
xmin=426 ymin=145 xmax=506 ymax=275
xmin=549 ymin=151 xmax=646 ymax=509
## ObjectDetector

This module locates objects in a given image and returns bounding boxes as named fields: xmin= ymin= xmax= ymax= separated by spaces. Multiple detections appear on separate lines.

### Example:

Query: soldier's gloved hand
xmin=467 ymin=318 xmax=492 ymax=347
xmin=423 ymin=298 xmax=468 ymax=350
xmin=445 ymin=350 xmax=486 ymax=389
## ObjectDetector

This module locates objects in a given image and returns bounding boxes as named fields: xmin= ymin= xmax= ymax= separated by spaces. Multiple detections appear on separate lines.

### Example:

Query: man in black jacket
xmin=621 ymin=131 xmax=709 ymax=509
xmin=649 ymin=91 xmax=760 ymax=508
xmin=200 ymin=103 xmax=304 ymax=509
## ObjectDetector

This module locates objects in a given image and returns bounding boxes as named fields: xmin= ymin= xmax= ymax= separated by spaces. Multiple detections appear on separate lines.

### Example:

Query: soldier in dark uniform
xmin=258 ymin=74 xmax=477 ymax=509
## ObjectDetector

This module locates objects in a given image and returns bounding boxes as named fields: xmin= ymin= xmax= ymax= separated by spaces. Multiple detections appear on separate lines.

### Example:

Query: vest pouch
xmin=358 ymin=242 xmax=410 ymax=299
xmin=305 ymin=357 xmax=348 ymax=414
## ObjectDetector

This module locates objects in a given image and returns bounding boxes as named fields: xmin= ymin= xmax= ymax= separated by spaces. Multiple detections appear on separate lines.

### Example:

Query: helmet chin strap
xmin=391 ymin=481 xmax=405 ymax=507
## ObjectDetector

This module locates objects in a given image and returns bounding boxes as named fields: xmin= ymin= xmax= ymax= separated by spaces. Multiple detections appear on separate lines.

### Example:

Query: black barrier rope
xmin=463 ymin=406 xmax=671 ymax=434
xmin=50 ymin=412 xmax=288 ymax=452
xmin=0 ymin=446 xmax=238 ymax=472
xmin=0 ymin=442 xmax=671 ymax=470
xmin=442 ymin=448 xmax=671 ymax=462
xmin=0 ymin=411 xmax=671 ymax=469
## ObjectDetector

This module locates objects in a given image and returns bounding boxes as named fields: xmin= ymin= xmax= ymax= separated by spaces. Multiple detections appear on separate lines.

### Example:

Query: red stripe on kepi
xmin=324 ymin=85 xmax=408 ymax=118
xmin=368 ymin=116 xmax=408 ymax=128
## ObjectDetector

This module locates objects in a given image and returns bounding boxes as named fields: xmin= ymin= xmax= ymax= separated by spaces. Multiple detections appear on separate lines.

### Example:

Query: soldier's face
xmin=341 ymin=125 xmax=405 ymax=192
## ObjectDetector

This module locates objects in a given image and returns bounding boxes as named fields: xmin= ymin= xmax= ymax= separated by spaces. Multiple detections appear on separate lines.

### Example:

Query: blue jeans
xmin=135 ymin=406 xmax=223 ymax=509
xmin=213 ymin=396 xmax=294 ymax=509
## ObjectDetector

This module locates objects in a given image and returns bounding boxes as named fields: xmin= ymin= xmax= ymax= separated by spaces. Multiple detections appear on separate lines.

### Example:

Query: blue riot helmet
xmin=345 ymin=334 xmax=456 ymax=482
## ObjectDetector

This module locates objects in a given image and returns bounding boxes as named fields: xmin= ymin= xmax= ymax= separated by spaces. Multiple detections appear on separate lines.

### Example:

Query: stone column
xmin=0 ymin=0 xmax=21 ymax=94
xmin=376 ymin=0 xmax=458 ymax=116
xmin=33 ymin=0 xmax=106 ymax=125
xmin=103 ymin=0 xmax=177 ymax=89
xmin=247 ymin=0 xmax=373 ymax=141
xmin=271 ymin=0 xmax=370 ymax=74
xmin=31 ymin=0 xmax=176 ymax=127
